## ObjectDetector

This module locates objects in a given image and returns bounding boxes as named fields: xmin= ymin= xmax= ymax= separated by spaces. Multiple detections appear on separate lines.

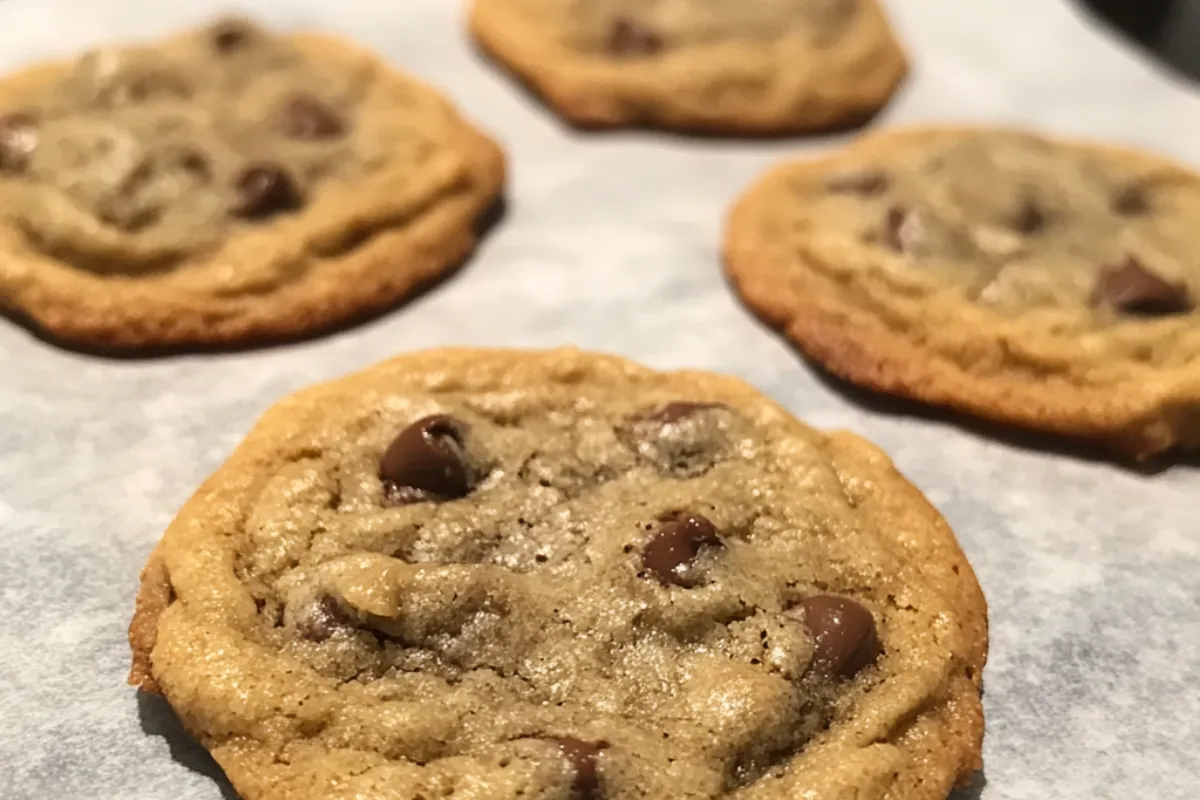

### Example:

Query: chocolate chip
xmin=882 ymin=205 xmax=923 ymax=254
xmin=643 ymin=402 xmax=726 ymax=425
xmin=296 ymin=595 xmax=353 ymax=642
xmin=0 ymin=112 xmax=38 ymax=173
xmin=826 ymin=169 xmax=889 ymax=196
xmin=641 ymin=512 xmax=722 ymax=587
xmin=1090 ymin=255 xmax=1193 ymax=316
xmin=1112 ymin=184 xmax=1150 ymax=216
xmin=544 ymin=738 xmax=608 ymax=799
xmin=279 ymin=93 xmax=346 ymax=140
xmin=380 ymin=415 xmax=476 ymax=503
xmin=230 ymin=162 xmax=303 ymax=219
xmin=211 ymin=19 xmax=256 ymax=53
xmin=175 ymin=148 xmax=211 ymax=182
xmin=1012 ymin=194 xmax=1045 ymax=234
xmin=606 ymin=17 xmax=663 ymax=57
xmin=793 ymin=595 xmax=879 ymax=678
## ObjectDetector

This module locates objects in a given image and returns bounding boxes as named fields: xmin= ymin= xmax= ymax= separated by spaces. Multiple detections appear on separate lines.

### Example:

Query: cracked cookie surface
xmin=724 ymin=126 xmax=1200 ymax=459
xmin=129 ymin=347 xmax=986 ymax=800
xmin=0 ymin=17 xmax=505 ymax=350
xmin=468 ymin=0 xmax=907 ymax=134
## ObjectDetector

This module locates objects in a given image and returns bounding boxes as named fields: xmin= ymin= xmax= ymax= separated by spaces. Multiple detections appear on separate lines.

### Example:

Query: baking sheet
xmin=1 ymin=0 xmax=1198 ymax=797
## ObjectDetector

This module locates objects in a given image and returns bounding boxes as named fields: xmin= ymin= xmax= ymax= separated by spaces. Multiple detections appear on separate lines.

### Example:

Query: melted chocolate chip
xmin=643 ymin=402 xmax=726 ymax=425
xmin=1091 ymin=255 xmax=1193 ymax=316
xmin=380 ymin=415 xmax=476 ymax=503
xmin=793 ymin=595 xmax=879 ymax=678
xmin=545 ymin=738 xmax=608 ymax=799
xmin=1012 ymin=194 xmax=1045 ymax=234
xmin=641 ymin=512 xmax=722 ymax=587
xmin=279 ymin=93 xmax=346 ymax=140
xmin=230 ymin=162 xmax=303 ymax=219
xmin=296 ymin=595 xmax=353 ymax=642
xmin=0 ymin=112 xmax=38 ymax=173
xmin=1112 ymin=183 xmax=1150 ymax=216
xmin=607 ymin=17 xmax=663 ymax=57
xmin=826 ymin=168 xmax=889 ymax=196
xmin=882 ymin=205 xmax=922 ymax=254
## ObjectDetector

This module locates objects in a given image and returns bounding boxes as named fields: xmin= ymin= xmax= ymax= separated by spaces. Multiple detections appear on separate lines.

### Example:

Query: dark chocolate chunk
xmin=0 ymin=112 xmax=38 ymax=173
xmin=1090 ymin=255 xmax=1193 ymax=316
xmin=643 ymin=402 xmax=726 ymax=425
xmin=230 ymin=162 xmax=303 ymax=219
xmin=1012 ymin=194 xmax=1045 ymax=234
xmin=641 ymin=512 xmax=722 ymax=587
xmin=826 ymin=168 xmax=889 ymax=196
xmin=793 ymin=595 xmax=879 ymax=678
xmin=1112 ymin=183 xmax=1150 ymax=216
xmin=380 ymin=414 xmax=476 ymax=503
xmin=544 ymin=737 xmax=609 ymax=799
xmin=279 ymin=93 xmax=346 ymax=140
xmin=606 ymin=17 xmax=663 ymax=57
xmin=882 ymin=205 xmax=922 ymax=254
xmin=296 ymin=595 xmax=353 ymax=642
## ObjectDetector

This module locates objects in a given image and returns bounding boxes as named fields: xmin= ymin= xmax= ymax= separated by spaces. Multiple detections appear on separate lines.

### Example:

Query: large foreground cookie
xmin=725 ymin=126 xmax=1200 ymax=460
xmin=0 ymin=18 xmax=505 ymax=350
xmin=468 ymin=0 xmax=907 ymax=135
xmin=129 ymin=347 xmax=986 ymax=800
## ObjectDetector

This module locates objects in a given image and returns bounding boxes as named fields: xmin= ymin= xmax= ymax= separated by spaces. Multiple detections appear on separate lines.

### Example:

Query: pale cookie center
xmin=234 ymin=398 xmax=888 ymax=796
xmin=822 ymin=133 xmax=1198 ymax=320
xmin=565 ymin=0 xmax=858 ymax=56
xmin=0 ymin=17 xmax=389 ymax=277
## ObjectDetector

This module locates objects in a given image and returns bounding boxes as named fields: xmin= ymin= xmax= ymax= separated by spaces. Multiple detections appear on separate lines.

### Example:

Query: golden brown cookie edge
xmin=825 ymin=431 xmax=987 ymax=795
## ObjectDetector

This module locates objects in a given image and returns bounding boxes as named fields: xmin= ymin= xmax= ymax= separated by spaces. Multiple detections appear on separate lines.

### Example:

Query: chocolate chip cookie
xmin=128 ymin=347 xmax=987 ymax=800
xmin=724 ymin=126 xmax=1200 ymax=460
xmin=0 ymin=17 xmax=505 ymax=350
xmin=468 ymin=0 xmax=908 ymax=134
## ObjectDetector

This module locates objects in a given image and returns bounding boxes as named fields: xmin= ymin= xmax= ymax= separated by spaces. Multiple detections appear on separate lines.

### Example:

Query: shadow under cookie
xmin=947 ymin=771 xmax=988 ymax=800
xmin=800 ymin=352 xmax=1200 ymax=476
xmin=137 ymin=693 xmax=238 ymax=800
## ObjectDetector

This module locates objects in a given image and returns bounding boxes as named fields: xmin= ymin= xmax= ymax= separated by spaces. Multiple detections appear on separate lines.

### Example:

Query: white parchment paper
xmin=1 ymin=1 xmax=1197 ymax=797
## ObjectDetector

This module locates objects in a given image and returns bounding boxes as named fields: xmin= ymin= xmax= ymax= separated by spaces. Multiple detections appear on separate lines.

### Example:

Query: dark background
xmin=1081 ymin=0 xmax=1200 ymax=80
